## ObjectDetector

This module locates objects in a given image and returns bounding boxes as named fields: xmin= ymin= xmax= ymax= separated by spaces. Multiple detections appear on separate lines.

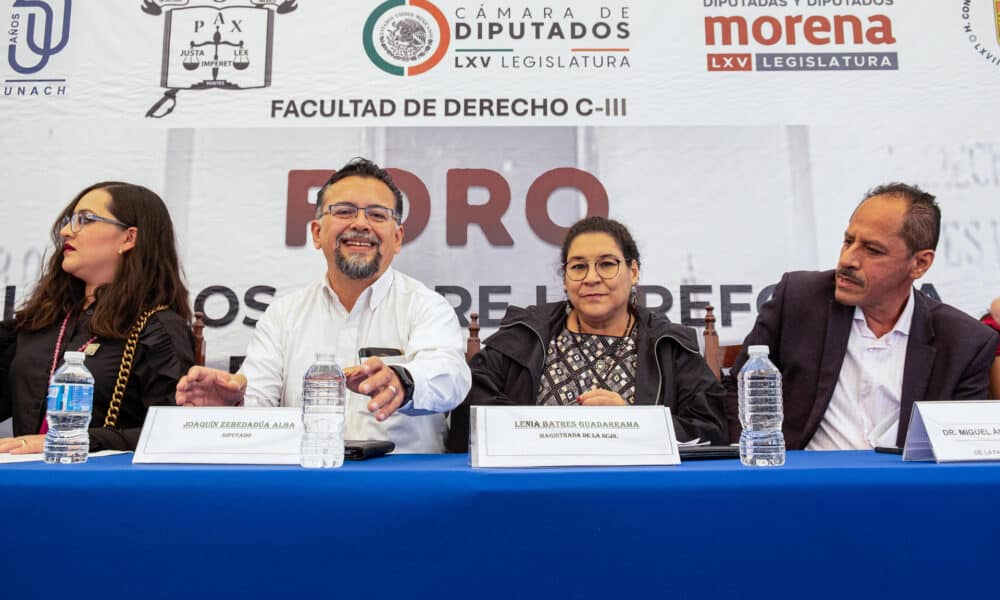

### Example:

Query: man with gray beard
xmin=176 ymin=158 xmax=470 ymax=453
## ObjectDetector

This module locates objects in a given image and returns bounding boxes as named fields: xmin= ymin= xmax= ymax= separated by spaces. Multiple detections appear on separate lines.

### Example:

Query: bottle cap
xmin=747 ymin=345 xmax=770 ymax=355
xmin=64 ymin=351 xmax=86 ymax=362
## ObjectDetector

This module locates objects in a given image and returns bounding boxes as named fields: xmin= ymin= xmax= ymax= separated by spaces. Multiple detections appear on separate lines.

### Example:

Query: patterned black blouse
xmin=536 ymin=325 xmax=639 ymax=405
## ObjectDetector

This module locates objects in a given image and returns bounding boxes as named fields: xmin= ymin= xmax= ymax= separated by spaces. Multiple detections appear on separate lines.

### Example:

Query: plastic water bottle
xmin=301 ymin=353 xmax=346 ymax=468
xmin=738 ymin=345 xmax=785 ymax=466
xmin=44 ymin=351 xmax=94 ymax=464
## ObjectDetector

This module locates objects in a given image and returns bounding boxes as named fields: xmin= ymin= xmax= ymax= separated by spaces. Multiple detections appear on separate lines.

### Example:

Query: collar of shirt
xmin=809 ymin=288 xmax=915 ymax=450
xmin=852 ymin=286 xmax=916 ymax=346
xmin=321 ymin=267 xmax=396 ymax=315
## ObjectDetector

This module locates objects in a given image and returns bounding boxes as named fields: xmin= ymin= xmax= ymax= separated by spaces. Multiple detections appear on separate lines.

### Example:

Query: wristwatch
xmin=388 ymin=365 xmax=415 ymax=405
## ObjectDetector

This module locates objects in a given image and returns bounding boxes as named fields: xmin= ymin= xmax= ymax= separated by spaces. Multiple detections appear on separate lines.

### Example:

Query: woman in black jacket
xmin=447 ymin=217 xmax=727 ymax=452
xmin=0 ymin=182 xmax=193 ymax=455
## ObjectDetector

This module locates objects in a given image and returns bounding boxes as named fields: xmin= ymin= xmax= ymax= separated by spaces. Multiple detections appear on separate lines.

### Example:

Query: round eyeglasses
xmin=321 ymin=202 xmax=400 ymax=225
xmin=564 ymin=257 xmax=623 ymax=281
xmin=60 ymin=212 xmax=131 ymax=234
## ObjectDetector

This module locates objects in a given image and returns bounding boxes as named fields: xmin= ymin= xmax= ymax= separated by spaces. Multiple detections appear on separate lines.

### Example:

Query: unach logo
xmin=7 ymin=0 xmax=71 ymax=75
xmin=364 ymin=0 xmax=449 ymax=76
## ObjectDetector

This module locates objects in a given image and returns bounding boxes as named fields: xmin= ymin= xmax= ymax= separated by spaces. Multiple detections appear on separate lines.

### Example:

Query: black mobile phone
xmin=874 ymin=446 xmax=904 ymax=455
xmin=344 ymin=439 xmax=395 ymax=460
xmin=358 ymin=347 xmax=403 ymax=358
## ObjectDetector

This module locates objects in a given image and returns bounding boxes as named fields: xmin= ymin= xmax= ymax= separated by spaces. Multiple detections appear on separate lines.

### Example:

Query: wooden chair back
xmin=702 ymin=305 xmax=742 ymax=381
xmin=704 ymin=304 xmax=746 ymax=443
xmin=192 ymin=311 xmax=206 ymax=367
xmin=704 ymin=305 xmax=721 ymax=380
xmin=466 ymin=312 xmax=481 ymax=363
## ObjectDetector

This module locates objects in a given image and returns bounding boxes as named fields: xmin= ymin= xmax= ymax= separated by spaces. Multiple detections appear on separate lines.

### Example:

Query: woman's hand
xmin=0 ymin=435 xmax=45 ymax=454
xmin=577 ymin=389 xmax=628 ymax=406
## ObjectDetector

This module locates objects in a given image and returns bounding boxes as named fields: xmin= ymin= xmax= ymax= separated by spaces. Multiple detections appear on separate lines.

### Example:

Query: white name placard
xmin=469 ymin=405 xmax=679 ymax=468
xmin=903 ymin=401 xmax=1000 ymax=463
xmin=134 ymin=406 xmax=301 ymax=464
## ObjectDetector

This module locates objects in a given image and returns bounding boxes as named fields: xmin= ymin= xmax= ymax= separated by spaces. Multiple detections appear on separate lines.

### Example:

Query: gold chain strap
xmin=104 ymin=305 xmax=169 ymax=428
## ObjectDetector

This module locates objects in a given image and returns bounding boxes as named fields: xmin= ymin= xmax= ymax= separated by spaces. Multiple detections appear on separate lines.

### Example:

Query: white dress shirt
xmin=239 ymin=268 xmax=471 ymax=453
xmin=807 ymin=288 xmax=915 ymax=450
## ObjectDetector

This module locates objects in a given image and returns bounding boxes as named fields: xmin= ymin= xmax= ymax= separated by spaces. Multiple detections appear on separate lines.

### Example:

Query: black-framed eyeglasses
xmin=320 ymin=202 xmax=400 ymax=225
xmin=60 ymin=212 xmax=131 ymax=234
xmin=564 ymin=257 xmax=624 ymax=281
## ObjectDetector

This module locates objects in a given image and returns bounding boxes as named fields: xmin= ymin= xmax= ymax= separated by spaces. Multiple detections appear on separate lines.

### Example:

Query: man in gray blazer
xmin=731 ymin=183 xmax=998 ymax=450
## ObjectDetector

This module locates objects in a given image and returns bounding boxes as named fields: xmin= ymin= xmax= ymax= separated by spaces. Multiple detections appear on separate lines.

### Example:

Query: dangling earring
xmin=630 ymin=285 xmax=638 ymax=307
xmin=564 ymin=290 xmax=573 ymax=314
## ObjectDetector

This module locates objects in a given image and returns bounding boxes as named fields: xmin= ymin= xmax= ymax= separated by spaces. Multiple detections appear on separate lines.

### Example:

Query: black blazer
xmin=729 ymin=270 xmax=998 ymax=449
xmin=0 ymin=320 xmax=15 ymax=413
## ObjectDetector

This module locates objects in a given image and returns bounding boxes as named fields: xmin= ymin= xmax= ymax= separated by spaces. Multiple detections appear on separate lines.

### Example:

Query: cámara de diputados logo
xmin=363 ymin=0 xmax=450 ymax=76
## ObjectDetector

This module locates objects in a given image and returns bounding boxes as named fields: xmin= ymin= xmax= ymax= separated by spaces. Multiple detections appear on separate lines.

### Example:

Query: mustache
xmin=336 ymin=232 xmax=380 ymax=248
xmin=836 ymin=268 xmax=863 ymax=285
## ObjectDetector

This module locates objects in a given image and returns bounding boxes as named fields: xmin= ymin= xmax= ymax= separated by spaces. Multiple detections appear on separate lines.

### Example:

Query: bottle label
xmin=46 ymin=384 xmax=94 ymax=412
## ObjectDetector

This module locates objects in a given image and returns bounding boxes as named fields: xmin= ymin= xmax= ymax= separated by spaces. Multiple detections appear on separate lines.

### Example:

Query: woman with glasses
xmin=446 ymin=216 xmax=727 ymax=451
xmin=0 ymin=181 xmax=194 ymax=454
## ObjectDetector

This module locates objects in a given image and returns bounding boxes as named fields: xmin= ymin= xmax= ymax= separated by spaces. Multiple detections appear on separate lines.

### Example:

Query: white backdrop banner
xmin=2 ymin=1 xmax=999 ymax=369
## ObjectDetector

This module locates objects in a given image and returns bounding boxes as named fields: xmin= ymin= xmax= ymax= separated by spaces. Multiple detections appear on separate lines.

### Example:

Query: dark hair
xmin=861 ymin=182 xmax=940 ymax=254
xmin=16 ymin=181 xmax=192 ymax=339
xmin=559 ymin=216 xmax=641 ymax=270
xmin=315 ymin=157 xmax=403 ymax=218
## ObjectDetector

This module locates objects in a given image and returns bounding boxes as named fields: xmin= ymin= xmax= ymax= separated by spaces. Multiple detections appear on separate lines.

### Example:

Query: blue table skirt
xmin=3 ymin=451 xmax=998 ymax=599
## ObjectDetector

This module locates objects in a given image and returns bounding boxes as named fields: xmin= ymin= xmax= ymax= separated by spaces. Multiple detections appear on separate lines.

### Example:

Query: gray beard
xmin=335 ymin=246 xmax=382 ymax=280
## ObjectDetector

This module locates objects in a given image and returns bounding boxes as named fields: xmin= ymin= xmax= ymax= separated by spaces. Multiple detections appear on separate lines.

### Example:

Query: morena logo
xmin=363 ymin=0 xmax=450 ymax=76
xmin=704 ymin=14 xmax=896 ymax=46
